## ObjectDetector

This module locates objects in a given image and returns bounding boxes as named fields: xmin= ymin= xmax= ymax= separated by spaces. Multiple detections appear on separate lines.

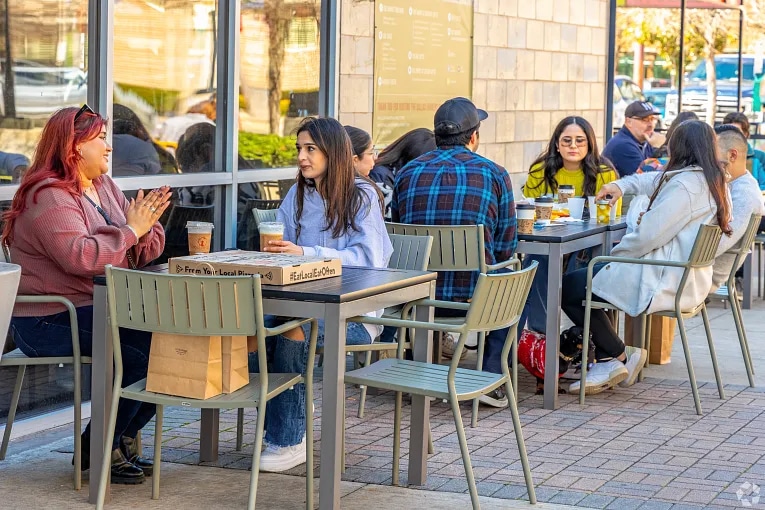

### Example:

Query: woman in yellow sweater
xmin=519 ymin=116 xmax=619 ymax=341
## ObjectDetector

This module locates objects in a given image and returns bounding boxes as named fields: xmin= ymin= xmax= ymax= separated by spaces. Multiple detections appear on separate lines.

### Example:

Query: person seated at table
xmin=1 ymin=106 xmax=171 ymax=485
xmin=249 ymin=117 xmax=392 ymax=473
xmin=370 ymin=128 xmax=436 ymax=221
xmin=392 ymin=97 xmax=517 ymax=408
xmin=638 ymin=111 xmax=699 ymax=174
xmin=561 ymin=120 xmax=732 ymax=395
xmin=722 ymin=112 xmax=765 ymax=192
xmin=519 ymin=116 xmax=619 ymax=339
xmin=0 ymin=150 xmax=30 ymax=183
xmin=344 ymin=125 xmax=376 ymax=177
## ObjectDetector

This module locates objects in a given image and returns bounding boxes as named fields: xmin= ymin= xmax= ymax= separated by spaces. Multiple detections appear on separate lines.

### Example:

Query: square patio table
xmin=88 ymin=265 xmax=437 ymax=509
xmin=516 ymin=218 xmax=626 ymax=409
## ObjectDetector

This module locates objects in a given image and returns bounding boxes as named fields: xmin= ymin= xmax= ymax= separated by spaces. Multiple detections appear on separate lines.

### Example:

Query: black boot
xmin=73 ymin=427 xmax=90 ymax=471
xmin=110 ymin=447 xmax=145 ymax=484
xmin=120 ymin=436 xmax=154 ymax=477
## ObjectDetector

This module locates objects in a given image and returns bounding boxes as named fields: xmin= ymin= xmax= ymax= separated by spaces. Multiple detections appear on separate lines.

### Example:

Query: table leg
xmin=543 ymin=244 xmax=563 ymax=410
xmin=319 ymin=306 xmax=346 ymax=510
xmin=199 ymin=409 xmax=220 ymax=462
xmin=743 ymin=251 xmax=753 ymax=310
xmin=89 ymin=284 xmax=112 ymax=504
xmin=408 ymin=283 xmax=435 ymax=485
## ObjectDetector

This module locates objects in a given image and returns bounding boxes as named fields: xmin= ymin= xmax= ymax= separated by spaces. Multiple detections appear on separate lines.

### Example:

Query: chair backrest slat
xmin=463 ymin=263 xmax=537 ymax=332
xmin=687 ymin=224 xmax=723 ymax=267
xmin=388 ymin=234 xmax=433 ymax=271
xmin=386 ymin=222 xmax=486 ymax=272
xmin=106 ymin=267 xmax=260 ymax=336
xmin=253 ymin=208 xmax=279 ymax=228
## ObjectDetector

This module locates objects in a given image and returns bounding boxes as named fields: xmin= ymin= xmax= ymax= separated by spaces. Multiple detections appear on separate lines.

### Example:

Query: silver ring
xmin=150 ymin=207 xmax=157 ymax=213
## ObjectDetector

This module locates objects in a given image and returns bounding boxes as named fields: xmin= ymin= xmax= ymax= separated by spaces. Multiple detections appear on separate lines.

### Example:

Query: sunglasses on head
xmin=74 ymin=103 xmax=96 ymax=122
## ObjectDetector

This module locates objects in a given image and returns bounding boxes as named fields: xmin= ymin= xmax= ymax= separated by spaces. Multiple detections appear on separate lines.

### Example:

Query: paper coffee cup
xmin=534 ymin=197 xmax=554 ymax=221
xmin=259 ymin=221 xmax=285 ymax=251
xmin=558 ymin=185 xmax=575 ymax=204
xmin=517 ymin=204 xmax=536 ymax=234
xmin=187 ymin=221 xmax=214 ymax=255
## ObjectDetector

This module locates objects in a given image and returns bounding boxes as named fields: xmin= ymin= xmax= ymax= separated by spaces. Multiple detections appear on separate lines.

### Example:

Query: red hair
xmin=1 ymin=107 xmax=108 ymax=245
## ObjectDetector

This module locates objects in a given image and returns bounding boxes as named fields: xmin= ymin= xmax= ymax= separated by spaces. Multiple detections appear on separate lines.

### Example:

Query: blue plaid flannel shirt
xmin=391 ymin=146 xmax=517 ymax=302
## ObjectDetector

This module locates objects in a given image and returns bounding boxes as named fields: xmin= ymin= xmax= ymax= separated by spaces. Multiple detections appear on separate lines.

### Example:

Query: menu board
xmin=372 ymin=0 xmax=474 ymax=146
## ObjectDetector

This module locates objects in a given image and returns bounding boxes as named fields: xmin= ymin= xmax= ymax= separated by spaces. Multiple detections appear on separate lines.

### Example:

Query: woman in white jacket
xmin=561 ymin=120 xmax=732 ymax=395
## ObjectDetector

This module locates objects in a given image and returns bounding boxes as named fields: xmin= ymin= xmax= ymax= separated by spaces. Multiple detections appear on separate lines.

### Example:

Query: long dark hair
xmin=526 ymin=116 xmax=615 ymax=197
xmin=653 ymin=120 xmax=731 ymax=234
xmin=343 ymin=125 xmax=372 ymax=158
xmin=2 ymin=107 xmax=108 ymax=245
xmin=295 ymin=117 xmax=384 ymax=240
xmin=374 ymin=128 xmax=436 ymax=173
xmin=654 ymin=111 xmax=698 ymax=158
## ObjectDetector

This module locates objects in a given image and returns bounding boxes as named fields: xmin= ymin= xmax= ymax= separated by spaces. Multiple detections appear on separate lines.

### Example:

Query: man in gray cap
xmin=602 ymin=100 xmax=661 ymax=176
xmin=391 ymin=97 xmax=517 ymax=408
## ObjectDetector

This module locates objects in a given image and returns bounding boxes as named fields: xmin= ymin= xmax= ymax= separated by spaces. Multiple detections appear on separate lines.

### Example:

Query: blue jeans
xmin=247 ymin=316 xmax=372 ymax=447
xmin=519 ymin=250 xmax=591 ymax=338
xmin=10 ymin=306 xmax=155 ymax=450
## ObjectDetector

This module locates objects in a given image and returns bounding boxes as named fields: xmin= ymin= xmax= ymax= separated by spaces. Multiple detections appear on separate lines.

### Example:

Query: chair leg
xmin=638 ymin=314 xmax=651 ymax=383
xmin=96 ymin=383 xmax=123 ymax=510
xmin=72 ymin=360 xmax=82 ymax=491
xmin=504 ymin=379 xmax=537 ymax=504
xmin=471 ymin=331 xmax=486 ymax=428
xmin=247 ymin=402 xmax=267 ymax=510
xmin=676 ymin=315 xmax=703 ymax=415
xmin=512 ymin=332 xmax=519 ymax=402
xmin=0 ymin=366 xmax=25 ymax=461
xmin=731 ymin=296 xmax=756 ymax=386
xmin=357 ymin=351 xmax=372 ymax=419
xmin=392 ymin=391 xmax=403 ymax=486
xmin=700 ymin=306 xmax=725 ymax=400
xmin=580 ymin=304 xmax=593 ymax=405
xmin=449 ymin=395 xmax=480 ymax=509
xmin=305 ymin=386 xmax=315 ymax=510
xmin=152 ymin=405 xmax=164 ymax=500
xmin=236 ymin=408 xmax=245 ymax=451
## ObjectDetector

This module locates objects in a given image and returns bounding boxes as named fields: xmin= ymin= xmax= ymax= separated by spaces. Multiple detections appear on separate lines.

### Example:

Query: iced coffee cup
xmin=259 ymin=222 xmax=285 ymax=252
xmin=517 ymin=204 xmax=536 ymax=235
xmin=558 ymin=185 xmax=575 ymax=204
xmin=596 ymin=200 xmax=612 ymax=224
xmin=187 ymin=221 xmax=214 ymax=255
xmin=534 ymin=196 xmax=554 ymax=221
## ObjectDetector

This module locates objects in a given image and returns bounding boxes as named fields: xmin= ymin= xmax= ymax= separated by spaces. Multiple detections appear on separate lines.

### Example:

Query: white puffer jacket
xmin=593 ymin=167 xmax=719 ymax=316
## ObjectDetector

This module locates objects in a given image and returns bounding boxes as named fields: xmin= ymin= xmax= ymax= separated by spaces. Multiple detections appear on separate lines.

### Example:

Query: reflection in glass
xmin=0 ymin=0 xmax=89 ymax=183
xmin=113 ymin=1 xmax=218 ymax=174
xmin=237 ymin=0 xmax=320 ymax=170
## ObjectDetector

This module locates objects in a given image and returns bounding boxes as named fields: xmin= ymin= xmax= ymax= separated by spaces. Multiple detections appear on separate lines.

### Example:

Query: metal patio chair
xmin=385 ymin=222 xmax=520 ymax=426
xmin=97 ymin=267 xmax=318 ymax=510
xmin=346 ymin=263 xmax=538 ymax=509
xmin=580 ymin=224 xmax=724 ymax=415
xmin=0 ymin=247 xmax=90 ymax=491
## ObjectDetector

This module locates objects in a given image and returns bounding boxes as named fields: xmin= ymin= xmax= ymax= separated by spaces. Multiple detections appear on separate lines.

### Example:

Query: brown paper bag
xmin=222 ymin=335 xmax=250 ymax=393
xmin=624 ymin=315 xmax=676 ymax=365
xmin=146 ymin=333 xmax=223 ymax=399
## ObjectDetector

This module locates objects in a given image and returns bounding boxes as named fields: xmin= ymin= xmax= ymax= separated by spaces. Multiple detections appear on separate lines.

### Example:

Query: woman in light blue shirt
xmin=251 ymin=117 xmax=392 ymax=473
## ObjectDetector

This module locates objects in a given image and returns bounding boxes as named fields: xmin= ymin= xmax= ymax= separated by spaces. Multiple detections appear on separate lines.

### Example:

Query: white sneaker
xmin=569 ymin=359 xmax=628 ymax=395
xmin=620 ymin=346 xmax=647 ymax=387
xmin=259 ymin=436 xmax=306 ymax=473
xmin=440 ymin=333 xmax=467 ymax=361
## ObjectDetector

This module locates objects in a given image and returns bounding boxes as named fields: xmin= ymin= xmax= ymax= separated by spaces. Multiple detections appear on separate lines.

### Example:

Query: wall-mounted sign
xmin=372 ymin=0 xmax=473 ymax=146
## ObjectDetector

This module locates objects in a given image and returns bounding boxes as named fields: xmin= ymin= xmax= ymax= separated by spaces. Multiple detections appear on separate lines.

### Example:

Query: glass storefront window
xmin=237 ymin=0 xmax=320 ymax=171
xmin=0 ymin=0 xmax=88 ymax=185
xmin=113 ymin=1 xmax=219 ymax=176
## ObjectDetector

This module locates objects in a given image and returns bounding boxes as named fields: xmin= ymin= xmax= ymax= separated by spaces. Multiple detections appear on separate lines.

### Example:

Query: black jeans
xmin=561 ymin=264 xmax=626 ymax=360
xmin=10 ymin=305 xmax=156 ymax=450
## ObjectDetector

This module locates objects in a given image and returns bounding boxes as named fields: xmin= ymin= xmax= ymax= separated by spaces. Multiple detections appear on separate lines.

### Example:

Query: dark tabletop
xmin=95 ymin=265 xmax=436 ymax=304
xmin=518 ymin=221 xmax=608 ymax=243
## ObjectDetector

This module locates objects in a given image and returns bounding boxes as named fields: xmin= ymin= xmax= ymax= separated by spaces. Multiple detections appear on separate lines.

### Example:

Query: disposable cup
xmin=259 ymin=222 xmax=285 ymax=251
xmin=587 ymin=196 xmax=596 ymax=219
xmin=567 ymin=197 xmax=586 ymax=220
xmin=558 ymin=185 xmax=575 ymax=204
xmin=534 ymin=197 xmax=554 ymax=221
xmin=187 ymin=221 xmax=214 ymax=255
xmin=517 ymin=204 xmax=536 ymax=234
xmin=596 ymin=200 xmax=612 ymax=224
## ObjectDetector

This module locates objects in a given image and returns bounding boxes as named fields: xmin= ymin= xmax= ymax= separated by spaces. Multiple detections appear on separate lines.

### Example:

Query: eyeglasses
xmin=559 ymin=137 xmax=588 ymax=148
xmin=630 ymin=116 xmax=658 ymax=125
xmin=74 ymin=103 xmax=96 ymax=122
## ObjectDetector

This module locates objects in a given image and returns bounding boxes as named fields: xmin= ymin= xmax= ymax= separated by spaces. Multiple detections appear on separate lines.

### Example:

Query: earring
xmin=78 ymin=148 xmax=83 ymax=157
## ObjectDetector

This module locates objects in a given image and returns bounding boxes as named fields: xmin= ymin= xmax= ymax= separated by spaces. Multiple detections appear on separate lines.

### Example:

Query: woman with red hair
xmin=1 ymin=105 xmax=170 ymax=485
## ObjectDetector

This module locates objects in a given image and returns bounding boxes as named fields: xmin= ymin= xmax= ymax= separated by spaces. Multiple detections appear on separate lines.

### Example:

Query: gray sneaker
xmin=479 ymin=387 xmax=508 ymax=408
xmin=440 ymin=333 xmax=467 ymax=361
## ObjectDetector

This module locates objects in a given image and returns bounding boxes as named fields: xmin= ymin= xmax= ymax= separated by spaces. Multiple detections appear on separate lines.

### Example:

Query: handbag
xmin=83 ymin=194 xmax=138 ymax=269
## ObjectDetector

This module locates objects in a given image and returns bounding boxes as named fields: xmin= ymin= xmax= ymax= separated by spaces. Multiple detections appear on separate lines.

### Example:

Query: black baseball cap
xmin=625 ymin=101 xmax=661 ymax=119
xmin=434 ymin=97 xmax=488 ymax=135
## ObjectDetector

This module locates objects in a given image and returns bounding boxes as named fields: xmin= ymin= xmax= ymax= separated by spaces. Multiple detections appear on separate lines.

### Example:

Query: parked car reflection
xmin=0 ymin=63 xmax=87 ymax=118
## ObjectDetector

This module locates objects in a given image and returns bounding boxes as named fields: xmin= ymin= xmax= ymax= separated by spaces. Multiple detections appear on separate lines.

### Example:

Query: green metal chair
xmin=347 ymin=233 xmax=434 ymax=418
xmin=346 ymin=263 xmax=539 ymax=509
xmin=580 ymin=224 xmax=724 ymax=415
xmin=253 ymin=207 xmax=278 ymax=229
xmin=97 ymin=267 xmax=318 ymax=510
xmin=385 ymin=222 xmax=520 ymax=427
xmin=709 ymin=213 xmax=761 ymax=388
xmin=0 ymin=247 xmax=89 ymax=491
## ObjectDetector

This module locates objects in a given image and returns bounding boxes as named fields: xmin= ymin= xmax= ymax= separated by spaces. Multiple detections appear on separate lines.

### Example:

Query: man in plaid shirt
xmin=392 ymin=97 xmax=517 ymax=408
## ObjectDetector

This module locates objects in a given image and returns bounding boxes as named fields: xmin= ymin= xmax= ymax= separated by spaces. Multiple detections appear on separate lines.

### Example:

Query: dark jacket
xmin=602 ymin=126 xmax=653 ymax=177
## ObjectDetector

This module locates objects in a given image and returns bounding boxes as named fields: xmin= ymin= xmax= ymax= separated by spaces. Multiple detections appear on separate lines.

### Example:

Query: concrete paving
xmin=3 ymin=292 xmax=765 ymax=509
